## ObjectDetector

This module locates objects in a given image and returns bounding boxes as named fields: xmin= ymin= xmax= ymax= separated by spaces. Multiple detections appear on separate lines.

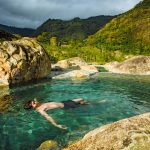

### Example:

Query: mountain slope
xmin=0 ymin=29 xmax=15 ymax=41
xmin=0 ymin=24 xmax=35 ymax=37
xmin=34 ymin=15 xmax=115 ymax=42
xmin=87 ymin=0 xmax=150 ymax=55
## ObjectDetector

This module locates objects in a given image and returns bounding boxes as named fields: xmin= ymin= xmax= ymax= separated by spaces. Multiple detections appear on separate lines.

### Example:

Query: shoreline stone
xmin=64 ymin=112 xmax=150 ymax=150
xmin=104 ymin=56 xmax=150 ymax=75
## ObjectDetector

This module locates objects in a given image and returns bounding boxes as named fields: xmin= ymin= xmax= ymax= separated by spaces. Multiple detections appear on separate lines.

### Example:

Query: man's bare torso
xmin=36 ymin=102 xmax=64 ymax=111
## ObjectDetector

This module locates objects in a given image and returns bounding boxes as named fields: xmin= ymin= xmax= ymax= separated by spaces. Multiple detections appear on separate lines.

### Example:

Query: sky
xmin=0 ymin=0 xmax=142 ymax=29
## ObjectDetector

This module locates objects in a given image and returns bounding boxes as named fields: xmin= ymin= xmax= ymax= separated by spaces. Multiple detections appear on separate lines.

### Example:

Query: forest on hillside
xmin=36 ymin=0 xmax=150 ymax=64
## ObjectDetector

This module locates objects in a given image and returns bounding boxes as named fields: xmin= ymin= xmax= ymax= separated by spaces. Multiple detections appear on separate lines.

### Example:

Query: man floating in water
xmin=24 ymin=98 xmax=89 ymax=129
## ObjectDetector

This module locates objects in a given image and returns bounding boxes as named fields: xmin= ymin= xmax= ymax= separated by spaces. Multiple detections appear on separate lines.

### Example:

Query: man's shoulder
xmin=36 ymin=104 xmax=45 ymax=111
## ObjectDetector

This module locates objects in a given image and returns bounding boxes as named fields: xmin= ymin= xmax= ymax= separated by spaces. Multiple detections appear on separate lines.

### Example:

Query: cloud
xmin=0 ymin=0 xmax=141 ymax=28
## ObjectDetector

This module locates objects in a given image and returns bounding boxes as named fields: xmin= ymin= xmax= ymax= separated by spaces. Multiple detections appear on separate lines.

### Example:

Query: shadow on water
xmin=0 ymin=86 xmax=16 ymax=114
xmin=0 ymin=73 xmax=150 ymax=149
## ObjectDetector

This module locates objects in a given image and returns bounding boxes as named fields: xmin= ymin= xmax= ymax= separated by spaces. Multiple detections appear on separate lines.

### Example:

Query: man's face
xmin=31 ymin=100 xmax=38 ymax=108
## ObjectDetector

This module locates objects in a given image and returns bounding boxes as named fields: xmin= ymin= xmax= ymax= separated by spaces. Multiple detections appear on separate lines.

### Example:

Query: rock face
xmin=104 ymin=56 xmax=150 ymax=75
xmin=51 ymin=57 xmax=98 ymax=79
xmin=0 ymin=38 xmax=51 ymax=85
xmin=64 ymin=112 xmax=150 ymax=150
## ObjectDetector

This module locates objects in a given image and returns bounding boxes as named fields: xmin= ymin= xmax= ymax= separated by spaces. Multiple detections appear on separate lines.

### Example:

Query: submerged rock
xmin=64 ymin=112 xmax=150 ymax=150
xmin=0 ymin=37 xmax=51 ymax=86
xmin=38 ymin=140 xmax=60 ymax=150
xmin=104 ymin=56 xmax=150 ymax=75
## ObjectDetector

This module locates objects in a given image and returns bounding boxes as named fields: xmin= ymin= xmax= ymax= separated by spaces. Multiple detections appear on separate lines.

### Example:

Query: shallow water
xmin=0 ymin=73 xmax=150 ymax=150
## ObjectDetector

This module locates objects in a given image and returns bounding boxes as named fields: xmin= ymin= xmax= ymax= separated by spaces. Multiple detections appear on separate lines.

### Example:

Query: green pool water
xmin=0 ymin=73 xmax=150 ymax=150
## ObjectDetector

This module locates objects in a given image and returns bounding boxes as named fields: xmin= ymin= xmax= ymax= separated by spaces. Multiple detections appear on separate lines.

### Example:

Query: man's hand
xmin=56 ymin=124 xmax=68 ymax=130
xmin=38 ymin=110 xmax=68 ymax=129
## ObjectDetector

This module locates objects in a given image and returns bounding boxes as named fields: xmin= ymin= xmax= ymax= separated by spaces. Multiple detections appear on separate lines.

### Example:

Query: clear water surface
xmin=0 ymin=73 xmax=150 ymax=150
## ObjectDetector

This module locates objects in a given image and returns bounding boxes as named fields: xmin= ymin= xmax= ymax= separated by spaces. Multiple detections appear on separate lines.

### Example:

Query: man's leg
xmin=72 ymin=98 xmax=89 ymax=105
xmin=72 ymin=98 xmax=84 ymax=103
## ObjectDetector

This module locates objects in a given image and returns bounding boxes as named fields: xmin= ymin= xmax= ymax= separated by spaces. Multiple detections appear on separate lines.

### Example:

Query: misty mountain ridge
xmin=0 ymin=24 xmax=35 ymax=37
xmin=0 ymin=29 xmax=15 ymax=41
xmin=33 ymin=15 xmax=116 ymax=42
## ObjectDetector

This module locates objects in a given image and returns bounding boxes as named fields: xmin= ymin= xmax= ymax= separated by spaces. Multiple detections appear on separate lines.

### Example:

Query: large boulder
xmin=52 ymin=57 xmax=87 ymax=69
xmin=64 ymin=112 xmax=150 ymax=150
xmin=52 ymin=65 xmax=98 ymax=79
xmin=0 ymin=38 xmax=51 ymax=85
xmin=104 ymin=61 xmax=120 ymax=71
xmin=104 ymin=56 xmax=150 ymax=75
xmin=79 ymin=65 xmax=98 ymax=74
xmin=51 ymin=57 xmax=98 ymax=79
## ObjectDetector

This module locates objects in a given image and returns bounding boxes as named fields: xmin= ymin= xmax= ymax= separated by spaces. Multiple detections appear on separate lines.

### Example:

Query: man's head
xmin=24 ymin=98 xmax=38 ymax=109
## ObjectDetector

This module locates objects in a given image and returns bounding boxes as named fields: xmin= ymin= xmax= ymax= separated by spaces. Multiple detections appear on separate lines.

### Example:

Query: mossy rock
xmin=38 ymin=140 xmax=60 ymax=150
xmin=0 ymin=94 xmax=13 ymax=113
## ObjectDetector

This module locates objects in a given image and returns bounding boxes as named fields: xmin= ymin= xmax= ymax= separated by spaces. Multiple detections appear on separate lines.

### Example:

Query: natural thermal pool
xmin=0 ymin=73 xmax=150 ymax=150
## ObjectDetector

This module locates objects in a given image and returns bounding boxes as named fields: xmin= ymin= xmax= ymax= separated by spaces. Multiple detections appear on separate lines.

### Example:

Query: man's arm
xmin=38 ymin=110 xmax=67 ymax=129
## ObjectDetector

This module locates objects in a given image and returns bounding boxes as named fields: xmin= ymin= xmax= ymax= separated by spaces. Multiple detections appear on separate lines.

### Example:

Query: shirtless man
xmin=24 ymin=98 xmax=88 ymax=129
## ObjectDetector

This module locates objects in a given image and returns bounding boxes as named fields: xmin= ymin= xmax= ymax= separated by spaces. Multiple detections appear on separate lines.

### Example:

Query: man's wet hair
xmin=24 ymin=100 xmax=33 ymax=109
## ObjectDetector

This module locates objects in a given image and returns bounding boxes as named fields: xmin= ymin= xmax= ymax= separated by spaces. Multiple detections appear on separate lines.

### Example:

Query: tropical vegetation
xmin=87 ymin=0 xmax=150 ymax=55
xmin=37 ymin=0 xmax=150 ymax=64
